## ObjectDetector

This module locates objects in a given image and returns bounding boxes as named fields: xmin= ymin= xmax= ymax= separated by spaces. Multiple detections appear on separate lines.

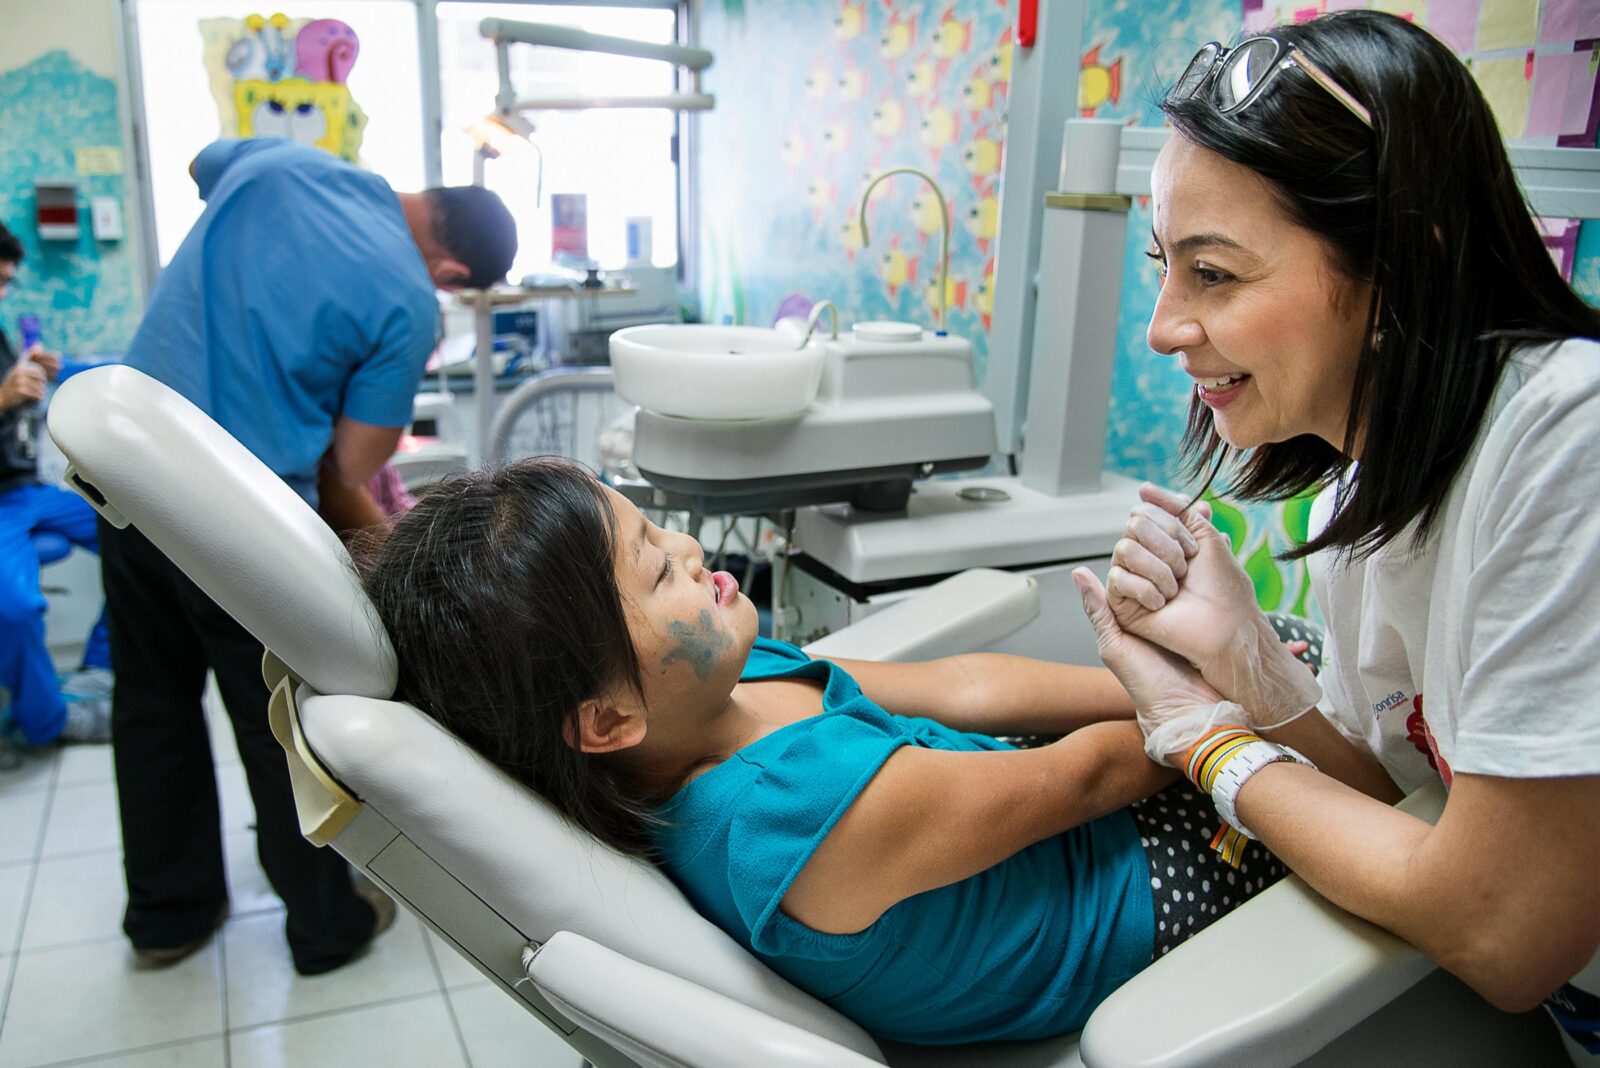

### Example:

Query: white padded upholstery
xmin=298 ymin=688 xmax=883 ymax=1059
xmin=47 ymin=366 xmax=395 ymax=699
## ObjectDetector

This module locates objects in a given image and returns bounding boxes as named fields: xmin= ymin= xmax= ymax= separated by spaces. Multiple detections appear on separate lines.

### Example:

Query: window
xmin=134 ymin=0 xmax=424 ymax=266
xmin=436 ymin=2 xmax=681 ymax=279
xmin=130 ymin=0 xmax=682 ymax=282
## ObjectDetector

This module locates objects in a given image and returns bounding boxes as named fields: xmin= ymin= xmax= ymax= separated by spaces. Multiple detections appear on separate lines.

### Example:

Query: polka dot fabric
xmin=1127 ymin=782 xmax=1289 ymax=959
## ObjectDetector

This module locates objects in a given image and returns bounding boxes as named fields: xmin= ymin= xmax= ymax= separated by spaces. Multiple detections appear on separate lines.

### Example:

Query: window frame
xmin=121 ymin=0 xmax=697 ymax=293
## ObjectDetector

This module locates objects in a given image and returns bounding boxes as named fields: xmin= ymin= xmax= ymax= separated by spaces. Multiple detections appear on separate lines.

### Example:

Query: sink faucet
xmin=858 ymin=167 xmax=951 ymax=334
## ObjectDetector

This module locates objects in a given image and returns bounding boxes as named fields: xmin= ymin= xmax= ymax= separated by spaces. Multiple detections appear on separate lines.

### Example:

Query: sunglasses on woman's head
xmin=1167 ymin=37 xmax=1373 ymax=129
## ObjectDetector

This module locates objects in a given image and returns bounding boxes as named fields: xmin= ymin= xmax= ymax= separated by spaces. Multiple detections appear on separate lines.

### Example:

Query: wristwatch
xmin=1210 ymin=740 xmax=1315 ymax=840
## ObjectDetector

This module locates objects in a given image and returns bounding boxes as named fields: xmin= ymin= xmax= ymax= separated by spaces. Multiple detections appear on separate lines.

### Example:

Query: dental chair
xmin=49 ymin=366 xmax=1565 ymax=1068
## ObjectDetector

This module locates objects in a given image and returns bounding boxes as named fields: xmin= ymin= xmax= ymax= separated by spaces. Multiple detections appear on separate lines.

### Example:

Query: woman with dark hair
xmin=362 ymin=456 xmax=1301 ymax=1044
xmin=1074 ymin=10 xmax=1600 ymax=1059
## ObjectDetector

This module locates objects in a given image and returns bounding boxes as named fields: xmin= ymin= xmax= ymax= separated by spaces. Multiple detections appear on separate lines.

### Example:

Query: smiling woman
xmin=1073 ymin=10 xmax=1600 ymax=1061
xmin=1145 ymin=139 xmax=1370 ymax=456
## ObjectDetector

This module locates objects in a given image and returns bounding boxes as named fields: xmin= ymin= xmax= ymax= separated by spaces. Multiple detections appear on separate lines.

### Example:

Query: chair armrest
xmin=525 ymin=932 xmax=886 ymax=1068
xmin=1079 ymin=782 xmax=1448 ymax=1068
xmin=802 ymin=568 xmax=1039 ymax=662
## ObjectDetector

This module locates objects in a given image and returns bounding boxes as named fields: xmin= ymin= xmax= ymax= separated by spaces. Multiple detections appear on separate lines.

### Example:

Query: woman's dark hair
xmin=358 ymin=457 xmax=657 ymax=857
xmin=1164 ymin=10 xmax=1600 ymax=559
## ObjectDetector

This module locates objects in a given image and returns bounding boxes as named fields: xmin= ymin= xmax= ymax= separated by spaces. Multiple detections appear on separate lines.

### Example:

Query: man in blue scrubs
xmin=100 ymin=138 xmax=515 ymax=974
xmin=0 ymin=222 xmax=113 ymax=766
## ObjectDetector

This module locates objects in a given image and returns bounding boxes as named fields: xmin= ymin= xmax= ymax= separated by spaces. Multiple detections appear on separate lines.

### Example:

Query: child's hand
xmin=1074 ymin=567 xmax=1239 ymax=766
xmin=1105 ymin=484 xmax=1322 ymax=729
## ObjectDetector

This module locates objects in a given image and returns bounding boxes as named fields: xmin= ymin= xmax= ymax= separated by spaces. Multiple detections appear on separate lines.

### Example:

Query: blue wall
xmin=0 ymin=50 xmax=141 ymax=356
xmin=695 ymin=0 xmax=1600 ymax=617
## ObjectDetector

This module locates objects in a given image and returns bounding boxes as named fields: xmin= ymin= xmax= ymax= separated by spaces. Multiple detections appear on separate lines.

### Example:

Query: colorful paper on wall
xmin=1477 ymin=0 xmax=1540 ymax=52
xmin=1427 ymin=0 xmax=1479 ymax=53
xmin=199 ymin=14 xmax=367 ymax=164
xmin=1539 ymin=0 xmax=1600 ymax=46
xmin=73 ymin=147 xmax=124 ymax=176
xmin=1371 ymin=0 xmax=1422 ymax=22
xmin=1473 ymin=53 xmax=1536 ymax=137
xmin=1560 ymin=46 xmax=1600 ymax=136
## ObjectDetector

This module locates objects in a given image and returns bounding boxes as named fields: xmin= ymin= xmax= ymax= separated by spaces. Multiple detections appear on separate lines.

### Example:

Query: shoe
xmin=0 ymin=736 xmax=23 ymax=772
xmin=295 ymin=875 xmax=397 ymax=976
xmin=355 ymin=873 xmax=398 ymax=941
xmin=58 ymin=694 xmax=111 ymax=744
xmin=132 ymin=904 xmax=228 ymax=970
xmin=62 ymin=666 xmax=113 ymax=699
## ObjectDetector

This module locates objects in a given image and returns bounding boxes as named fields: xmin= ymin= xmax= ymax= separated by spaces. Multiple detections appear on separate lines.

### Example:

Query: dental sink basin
xmin=610 ymin=324 xmax=826 ymax=420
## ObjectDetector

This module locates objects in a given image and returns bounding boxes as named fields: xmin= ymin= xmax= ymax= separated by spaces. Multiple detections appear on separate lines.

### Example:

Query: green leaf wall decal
xmin=1203 ymin=491 xmax=1249 ymax=555
xmin=1245 ymin=535 xmax=1284 ymax=611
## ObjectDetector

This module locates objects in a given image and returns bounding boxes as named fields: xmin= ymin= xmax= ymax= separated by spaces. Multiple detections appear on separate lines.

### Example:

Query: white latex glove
xmin=1105 ymin=483 xmax=1322 ymax=730
xmin=1073 ymin=566 xmax=1243 ymax=767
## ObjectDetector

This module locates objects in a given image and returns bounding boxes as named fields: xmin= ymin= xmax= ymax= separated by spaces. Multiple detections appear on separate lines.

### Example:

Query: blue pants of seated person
xmin=0 ymin=483 xmax=107 ymax=745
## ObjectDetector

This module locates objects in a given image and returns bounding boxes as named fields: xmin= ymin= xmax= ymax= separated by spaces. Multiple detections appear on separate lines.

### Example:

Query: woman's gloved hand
xmin=1104 ymin=483 xmax=1321 ymax=730
xmin=1073 ymin=566 xmax=1243 ymax=766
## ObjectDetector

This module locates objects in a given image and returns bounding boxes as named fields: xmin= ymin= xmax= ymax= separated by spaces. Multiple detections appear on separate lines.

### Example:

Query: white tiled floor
xmin=0 ymin=691 xmax=586 ymax=1068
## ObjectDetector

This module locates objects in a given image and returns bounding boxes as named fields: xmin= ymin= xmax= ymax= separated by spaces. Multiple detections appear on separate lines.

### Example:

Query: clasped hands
xmin=1072 ymin=484 xmax=1322 ymax=766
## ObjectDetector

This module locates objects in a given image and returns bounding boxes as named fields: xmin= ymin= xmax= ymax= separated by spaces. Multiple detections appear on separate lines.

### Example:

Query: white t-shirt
xmin=1309 ymin=337 xmax=1600 ymax=1062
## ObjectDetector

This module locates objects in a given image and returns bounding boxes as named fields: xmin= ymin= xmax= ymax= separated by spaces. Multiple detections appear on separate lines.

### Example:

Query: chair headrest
xmin=47 ymin=365 xmax=397 ymax=699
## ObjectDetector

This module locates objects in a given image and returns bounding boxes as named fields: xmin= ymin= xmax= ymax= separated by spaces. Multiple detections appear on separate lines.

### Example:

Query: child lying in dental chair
xmin=357 ymin=457 xmax=1288 ymax=1045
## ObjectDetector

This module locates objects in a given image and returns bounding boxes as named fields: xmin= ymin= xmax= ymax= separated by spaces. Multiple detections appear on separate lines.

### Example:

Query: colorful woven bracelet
xmin=1181 ymin=724 xmax=1263 ymax=869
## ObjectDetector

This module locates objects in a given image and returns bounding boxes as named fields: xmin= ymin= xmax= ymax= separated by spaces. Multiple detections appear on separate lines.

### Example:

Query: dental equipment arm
xmin=480 ymin=18 xmax=715 ymax=116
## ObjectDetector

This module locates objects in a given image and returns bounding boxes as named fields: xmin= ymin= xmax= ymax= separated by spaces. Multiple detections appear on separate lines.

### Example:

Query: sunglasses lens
xmin=1168 ymin=44 xmax=1219 ymax=104
xmin=1214 ymin=38 xmax=1280 ymax=112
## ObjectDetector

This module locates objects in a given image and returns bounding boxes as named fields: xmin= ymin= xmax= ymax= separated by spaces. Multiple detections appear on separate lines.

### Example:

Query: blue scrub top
xmin=125 ymin=138 xmax=437 ymax=505
xmin=656 ymin=638 xmax=1156 ymax=1045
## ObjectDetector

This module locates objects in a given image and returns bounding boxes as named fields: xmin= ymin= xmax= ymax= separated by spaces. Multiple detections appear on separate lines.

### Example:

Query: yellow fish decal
xmin=871 ymin=97 xmax=905 ymax=138
xmin=906 ymin=60 xmax=937 ymax=99
xmin=962 ymin=75 xmax=992 ymax=116
xmin=880 ymin=14 xmax=917 ymax=62
xmin=804 ymin=64 xmax=831 ymax=100
xmin=837 ymin=67 xmax=868 ymax=102
xmin=822 ymin=122 xmax=851 ymax=155
xmin=963 ymin=137 xmax=1000 ymax=179
xmin=1079 ymin=44 xmax=1123 ymax=116
xmin=988 ymin=29 xmax=1014 ymax=85
xmin=909 ymin=192 xmax=946 ymax=236
xmin=925 ymin=274 xmax=969 ymax=315
xmin=974 ymin=258 xmax=996 ymax=331
xmin=840 ymin=215 xmax=864 ymax=261
xmin=964 ymin=195 xmax=999 ymax=253
xmin=934 ymin=7 xmax=973 ymax=59
xmin=834 ymin=1 xmax=864 ymax=42
xmin=919 ymin=106 xmax=958 ymax=150
xmin=880 ymin=240 xmax=919 ymax=299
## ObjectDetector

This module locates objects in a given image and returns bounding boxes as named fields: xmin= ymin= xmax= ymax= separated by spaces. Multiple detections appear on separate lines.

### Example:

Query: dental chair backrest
xmin=47 ymin=366 xmax=884 ymax=1063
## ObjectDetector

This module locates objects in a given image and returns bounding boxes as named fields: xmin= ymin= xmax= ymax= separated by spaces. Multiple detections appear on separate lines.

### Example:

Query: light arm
xmin=782 ymin=721 xmax=1172 ymax=934
xmin=822 ymin=653 xmax=1134 ymax=736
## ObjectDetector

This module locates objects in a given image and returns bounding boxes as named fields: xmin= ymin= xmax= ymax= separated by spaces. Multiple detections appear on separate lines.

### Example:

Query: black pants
xmin=99 ymin=519 xmax=375 ymax=974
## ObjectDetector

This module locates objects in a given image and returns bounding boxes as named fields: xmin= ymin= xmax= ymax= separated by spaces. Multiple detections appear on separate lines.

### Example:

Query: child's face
xmin=603 ymin=486 xmax=759 ymax=711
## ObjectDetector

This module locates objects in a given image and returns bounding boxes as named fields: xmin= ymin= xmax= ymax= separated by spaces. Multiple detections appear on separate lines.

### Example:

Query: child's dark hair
xmin=358 ymin=457 xmax=657 ymax=857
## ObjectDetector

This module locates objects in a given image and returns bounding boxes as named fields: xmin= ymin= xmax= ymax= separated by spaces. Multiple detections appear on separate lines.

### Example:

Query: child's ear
xmin=565 ymin=698 xmax=647 ymax=753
